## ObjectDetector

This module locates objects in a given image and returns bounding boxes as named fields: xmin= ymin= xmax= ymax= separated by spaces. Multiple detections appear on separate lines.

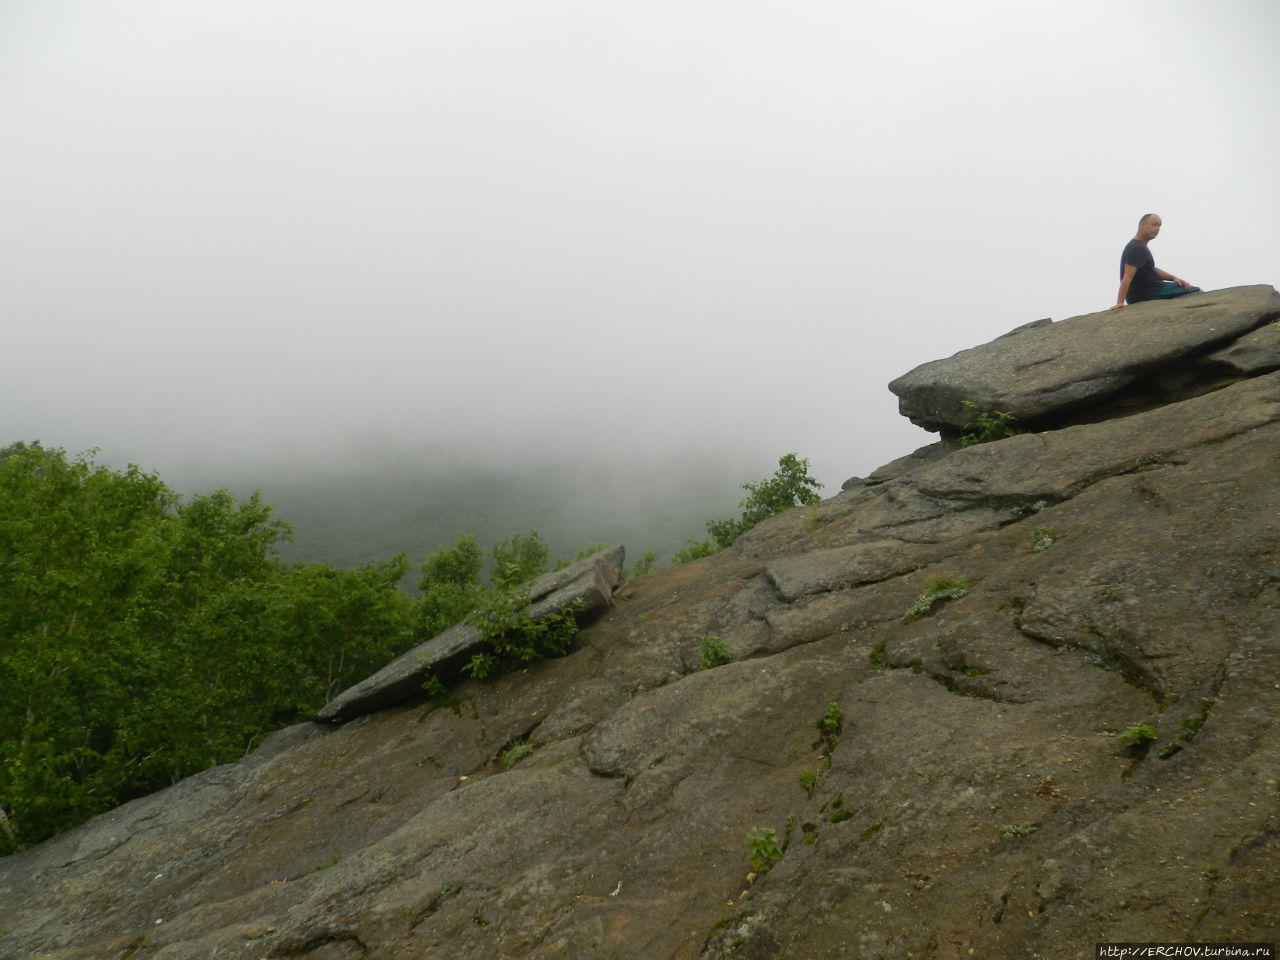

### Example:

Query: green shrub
xmin=958 ymin=401 xmax=1021 ymax=447
xmin=464 ymin=586 xmax=582 ymax=680
xmin=697 ymin=635 xmax=734 ymax=668
xmin=500 ymin=741 xmax=534 ymax=768
xmin=746 ymin=827 xmax=783 ymax=873
xmin=1120 ymin=722 xmax=1158 ymax=752
xmin=1000 ymin=822 xmax=1038 ymax=840
xmin=1031 ymin=527 xmax=1060 ymax=552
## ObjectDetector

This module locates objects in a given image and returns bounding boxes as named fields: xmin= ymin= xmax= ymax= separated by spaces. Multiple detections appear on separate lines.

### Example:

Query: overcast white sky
xmin=3 ymin=0 xmax=1278 ymax=490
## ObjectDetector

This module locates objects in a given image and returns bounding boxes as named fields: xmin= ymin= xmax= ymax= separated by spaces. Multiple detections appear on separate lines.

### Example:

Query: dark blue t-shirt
xmin=1121 ymin=239 xmax=1162 ymax=303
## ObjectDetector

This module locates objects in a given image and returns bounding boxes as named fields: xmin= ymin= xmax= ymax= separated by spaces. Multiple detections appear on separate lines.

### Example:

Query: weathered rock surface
xmin=3 ymin=298 xmax=1278 ymax=960
xmin=315 ymin=545 xmax=625 ymax=722
xmin=1206 ymin=317 xmax=1280 ymax=374
xmin=889 ymin=284 xmax=1280 ymax=432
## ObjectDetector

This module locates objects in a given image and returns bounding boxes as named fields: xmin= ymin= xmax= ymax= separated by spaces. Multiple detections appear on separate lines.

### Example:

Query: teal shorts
xmin=1149 ymin=280 xmax=1201 ymax=299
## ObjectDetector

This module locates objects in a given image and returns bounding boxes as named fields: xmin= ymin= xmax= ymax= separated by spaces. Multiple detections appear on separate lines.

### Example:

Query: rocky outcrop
xmin=2 ymin=290 xmax=1277 ymax=960
xmin=316 ymin=545 xmax=625 ymax=722
xmin=889 ymin=284 xmax=1280 ymax=432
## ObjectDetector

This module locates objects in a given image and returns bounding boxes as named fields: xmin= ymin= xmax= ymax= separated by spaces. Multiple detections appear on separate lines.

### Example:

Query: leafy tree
xmin=413 ymin=531 xmax=554 ymax=640
xmin=416 ymin=534 xmax=485 ymax=639
xmin=706 ymin=453 xmax=823 ymax=549
xmin=490 ymin=531 xmax=550 ymax=588
xmin=0 ymin=444 xmax=414 ymax=854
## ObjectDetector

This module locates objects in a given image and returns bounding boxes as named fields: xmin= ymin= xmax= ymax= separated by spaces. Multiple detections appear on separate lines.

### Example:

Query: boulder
xmin=888 ymin=284 xmax=1280 ymax=432
xmin=315 ymin=545 xmax=625 ymax=722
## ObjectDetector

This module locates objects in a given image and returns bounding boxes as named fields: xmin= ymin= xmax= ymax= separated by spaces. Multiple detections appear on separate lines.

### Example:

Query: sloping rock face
xmin=889 ymin=284 xmax=1280 ymax=432
xmin=3 ymin=293 xmax=1279 ymax=960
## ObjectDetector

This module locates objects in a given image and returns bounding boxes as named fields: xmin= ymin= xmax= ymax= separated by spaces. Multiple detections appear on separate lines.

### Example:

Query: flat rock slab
xmin=889 ymin=284 xmax=1280 ymax=431
xmin=315 ymin=545 xmax=625 ymax=722
xmin=764 ymin=540 xmax=917 ymax=602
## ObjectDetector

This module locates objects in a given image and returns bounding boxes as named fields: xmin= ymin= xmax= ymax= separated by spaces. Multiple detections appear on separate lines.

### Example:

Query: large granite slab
xmin=889 ymin=284 xmax=1280 ymax=432
xmin=315 ymin=545 xmax=625 ymax=722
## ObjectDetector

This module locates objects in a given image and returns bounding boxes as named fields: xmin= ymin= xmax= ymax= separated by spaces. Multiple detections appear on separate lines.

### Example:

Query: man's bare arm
xmin=1112 ymin=264 xmax=1137 ymax=309
xmin=1155 ymin=267 xmax=1192 ymax=288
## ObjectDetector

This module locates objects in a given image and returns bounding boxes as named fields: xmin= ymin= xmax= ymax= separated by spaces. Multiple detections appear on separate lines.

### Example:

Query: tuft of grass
xmin=798 ymin=768 xmax=821 ymax=798
xmin=803 ymin=507 xmax=824 ymax=533
xmin=902 ymin=578 xmax=969 ymax=622
xmin=819 ymin=701 xmax=843 ymax=740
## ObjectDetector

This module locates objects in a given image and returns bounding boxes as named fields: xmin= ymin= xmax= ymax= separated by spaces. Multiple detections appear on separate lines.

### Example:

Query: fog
xmin=4 ymin=1 xmax=1279 ymax=507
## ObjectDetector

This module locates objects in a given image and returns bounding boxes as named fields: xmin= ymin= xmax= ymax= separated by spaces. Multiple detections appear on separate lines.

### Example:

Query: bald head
xmin=1136 ymin=213 xmax=1162 ymax=241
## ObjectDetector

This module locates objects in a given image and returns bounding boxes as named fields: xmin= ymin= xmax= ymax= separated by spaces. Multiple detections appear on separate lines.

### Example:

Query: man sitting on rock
xmin=1111 ymin=213 xmax=1200 ymax=309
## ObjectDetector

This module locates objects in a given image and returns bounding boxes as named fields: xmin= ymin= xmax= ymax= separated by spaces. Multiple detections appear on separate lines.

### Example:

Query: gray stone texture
xmin=4 ymin=297 xmax=1279 ymax=959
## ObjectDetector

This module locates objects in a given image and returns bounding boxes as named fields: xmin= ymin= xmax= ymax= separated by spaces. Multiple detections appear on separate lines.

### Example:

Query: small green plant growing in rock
xmin=746 ymin=827 xmax=783 ymax=873
xmin=819 ymin=701 xmax=843 ymax=742
xmin=798 ymin=768 xmax=821 ymax=798
xmin=958 ymin=401 xmax=1021 ymax=447
xmin=781 ymin=813 xmax=799 ymax=851
xmin=1000 ymin=822 xmax=1038 ymax=840
xmin=1031 ymin=527 xmax=1060 ymax=552
xmin=500 ymin=740 xmax=534 ymax=768
xmin=868 ymin=642 xmax=891 ymax=668
xmin=461 ymin=651 xmax=498 ymax=679
xmin=421 ymin=671 xmax=447 ymax=699
xmin=1120 ymin=722 xmax=1158 ymax=753
xmin=698 ymin=635 xmax=734 ymax=668
xmin=902 ymin=577 xmax=970 ymax=621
